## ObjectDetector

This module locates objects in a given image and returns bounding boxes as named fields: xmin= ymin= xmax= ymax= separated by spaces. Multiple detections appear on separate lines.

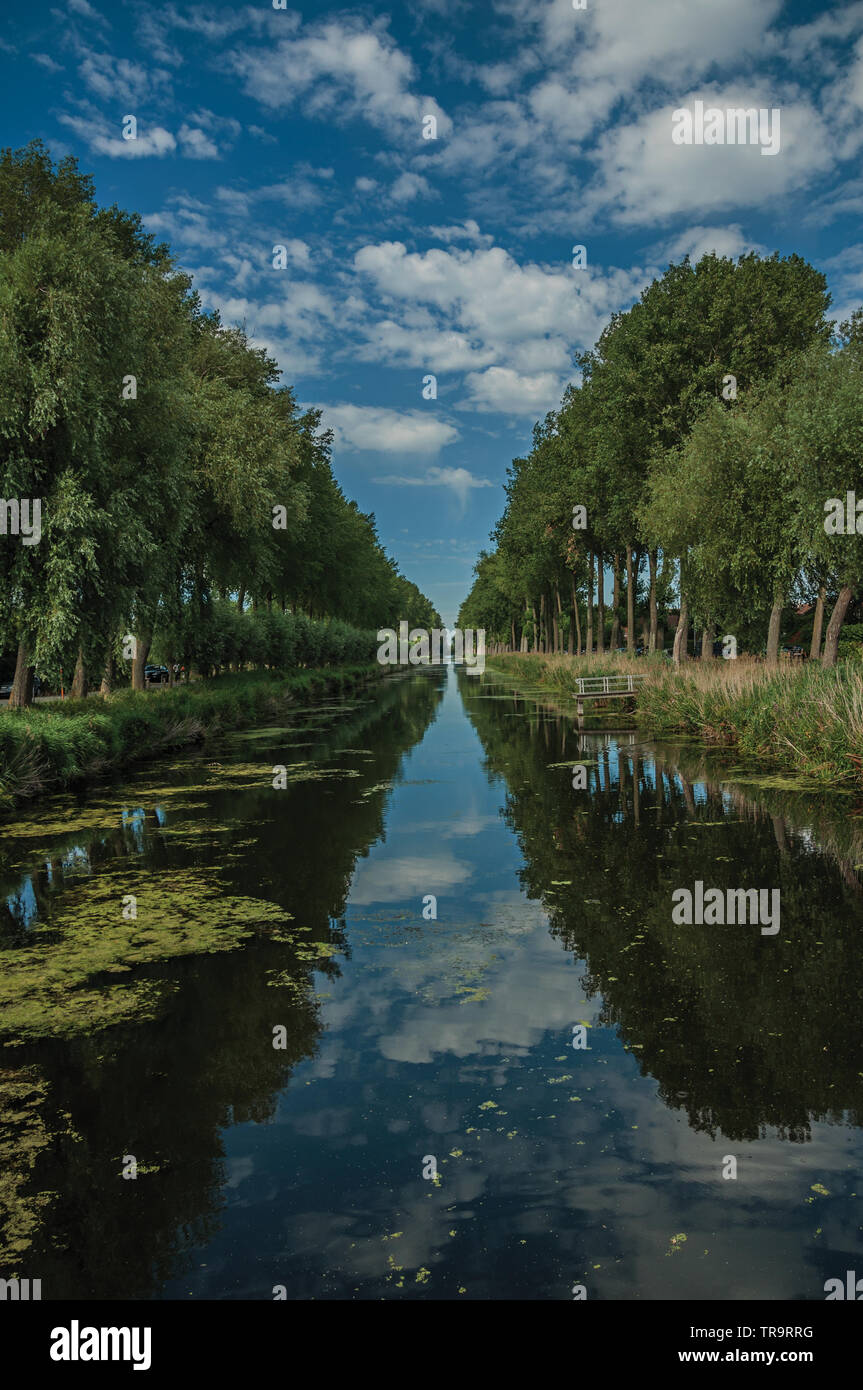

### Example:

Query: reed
xmin=486 ymin=653 xmax=863 ymax=787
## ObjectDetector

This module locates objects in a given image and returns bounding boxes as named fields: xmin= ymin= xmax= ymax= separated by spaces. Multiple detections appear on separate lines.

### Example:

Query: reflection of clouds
xmin=407 ymin=812 xmax=502 ymax=839
xmin=212 ymin=676 xmax=863 ymax=1301
xmin=378 ymin=917 xmax=598 ymax=1063
xmin=348 ymin=854 xmax=472 ymax=904
xmin=225 ymin=1155 xmax=255 ymax=1190
xmin=290 ymin=1107 xmax=355 ymax=1139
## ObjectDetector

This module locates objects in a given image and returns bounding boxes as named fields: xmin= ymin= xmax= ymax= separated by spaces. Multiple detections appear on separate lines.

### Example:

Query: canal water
xmin=1 ymin=666 xmax=862 ymax=1300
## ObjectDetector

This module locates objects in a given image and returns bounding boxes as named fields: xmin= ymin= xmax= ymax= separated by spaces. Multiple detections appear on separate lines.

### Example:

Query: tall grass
xmin=486 ymin=653 xmax=863 ymax=787
xmin=0 ymin=665 xmax=380 ymax=807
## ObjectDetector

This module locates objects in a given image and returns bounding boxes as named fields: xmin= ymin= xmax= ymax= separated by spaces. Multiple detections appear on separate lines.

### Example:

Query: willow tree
xmin=787 ymin=339 xmax=863 ymax=665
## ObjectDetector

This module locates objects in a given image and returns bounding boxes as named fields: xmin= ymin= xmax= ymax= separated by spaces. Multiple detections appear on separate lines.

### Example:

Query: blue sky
xmin=2 ymin=0 xmax=863 ymax=624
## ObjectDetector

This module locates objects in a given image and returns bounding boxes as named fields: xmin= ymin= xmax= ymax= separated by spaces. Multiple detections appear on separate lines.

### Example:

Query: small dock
xmin=575 ymin=673 xmax=648 ymax=729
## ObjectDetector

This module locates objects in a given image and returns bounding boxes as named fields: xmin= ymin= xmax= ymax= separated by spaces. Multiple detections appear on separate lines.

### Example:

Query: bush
xmin=0 ymin=664 xmax=382 ymax=805
xmin=151 ymin=602 xmax=377 ymax=675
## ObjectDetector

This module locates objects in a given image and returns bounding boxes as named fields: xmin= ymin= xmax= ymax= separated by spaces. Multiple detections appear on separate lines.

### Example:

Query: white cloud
xmin=657 ymin=224 xmax=766 ymax=263
xmin=427 ymin=219 xmax=493 ymax=247
xmin=351 ymin=240 xmax=644 ymax=395
xmin=372 ymin=466 xmax=493 ymax=507
xmin=76 ymin=48 xmax=170 ymax=104
xmin=68 ymin=0 xmax=106 ymax=20
xmin=389 ymin=171 xmax=436 ymax=204
xmin=32 ymin=52 xmax=63 ymax=73
xmin=58 ymin=112 xmax=177 ymax=158
xmin=355 ymin=319 xmax=496 ymax=372
xmin=586 ymin=90 xmax=835 ymax=225
xmin=178 ymin=124 xmax=219 ymax=159
xmin=460 ymin=366 xmax=567 ymax=416
xmin=321 ymin=405 xmax=459 ymax=456
xmin=230 ymin=16 xmax=452 ymax=139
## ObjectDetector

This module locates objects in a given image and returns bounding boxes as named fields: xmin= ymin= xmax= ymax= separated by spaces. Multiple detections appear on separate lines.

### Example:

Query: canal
xmin=1 ymin=665 xmax=862 ymax=1299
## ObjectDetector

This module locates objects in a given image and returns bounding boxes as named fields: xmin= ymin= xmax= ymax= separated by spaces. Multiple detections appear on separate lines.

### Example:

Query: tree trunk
xmin=511 ymin=619 xmax=516 ymax=653
xmin=237 ymin=588 xmax=246 ymax=614
xmin=610 ymin=552 xmax=621 ymax=650
xmin=596 ymin=550 xmax=605 ymax=655
xmin=100 ymin=653 xmax=114 ymax=697
xmin=586 ymin=551 xmax=594 ymax=656
xmin=539 ymin=591 xmax=547 ymax=654
xmin=71 ymin=647 xmax=87 ymax=699
xmin=648 ymin=549 xmax=658 ymax=652
xmin=822 ymin=584 xmax=855 ymax=667
xmin=571 ymin=573 xmax=581 ymax=657
xmin=766 ymin=601 xmax=783 ymax=664
xmin=531 ymin=602 xmax=538 ymax=653
xmin=131 ymin=632 xmax=152 ymax=691
xmin=8 ymin=640 xmax=34 ymax=708
xmin=625 ymin=544 xmax=635 ymax=653
xmin=700 ymin=624 xmax=714 ymax=662
xmin=554 ymin=583 xmax=564 ymax=654
xmin=673 ymin=593 xmax=688 ymax=665
xmin=551 ymin=585 xmax=561 ymax=653
xmin=810 ymin=585 xmax=826 ymax=661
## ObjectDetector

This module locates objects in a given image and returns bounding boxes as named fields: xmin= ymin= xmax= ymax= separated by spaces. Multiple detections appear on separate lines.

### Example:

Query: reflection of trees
xmin=0 ymin=671 xmax=444 ymax=1295
xmin=459 ymin=673 xmax=863 ymax=1144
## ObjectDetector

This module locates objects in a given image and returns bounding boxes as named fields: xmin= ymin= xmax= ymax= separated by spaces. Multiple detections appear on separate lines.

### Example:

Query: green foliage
xmin=0 ymin=141 xmax=437 ymax=697
xmin=460 ymin=250 xmax=856 ymax=662
xmin=486 ymin=653 xmax=863 ymax=788
xmin=0 ymin=666 xmax=382 ymax=805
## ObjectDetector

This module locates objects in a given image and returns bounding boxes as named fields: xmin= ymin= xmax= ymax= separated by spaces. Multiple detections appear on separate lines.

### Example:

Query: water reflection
xmin=1 ymin=666 xmax=862 ymax=1300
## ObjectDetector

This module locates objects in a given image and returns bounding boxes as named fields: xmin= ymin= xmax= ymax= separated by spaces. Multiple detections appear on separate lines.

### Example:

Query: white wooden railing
xmin=575 ymin=674 xmax=649 ymax=696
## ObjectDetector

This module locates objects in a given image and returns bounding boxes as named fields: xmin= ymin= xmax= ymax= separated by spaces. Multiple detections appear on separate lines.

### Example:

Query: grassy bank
xmin=485 ymin=653 xmax=863 ymax=787
xmin=0 ymin=665 xmax=383 ymax=807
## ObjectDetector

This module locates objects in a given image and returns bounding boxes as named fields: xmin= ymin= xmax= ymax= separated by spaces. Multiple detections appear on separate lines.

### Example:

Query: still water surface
xmin=2 ymin=667 xmax=862 ymax=1299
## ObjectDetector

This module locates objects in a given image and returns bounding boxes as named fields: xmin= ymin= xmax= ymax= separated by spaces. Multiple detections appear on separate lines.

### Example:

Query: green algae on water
xmin=0 ymin=868 xmax=295 ymax=1045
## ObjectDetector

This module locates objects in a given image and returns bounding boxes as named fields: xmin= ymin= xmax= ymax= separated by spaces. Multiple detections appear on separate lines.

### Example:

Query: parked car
xmin=144 ymin=664 xmax=170 ymax=684
xmin=0 ymin=675 xmax=42 ymax=698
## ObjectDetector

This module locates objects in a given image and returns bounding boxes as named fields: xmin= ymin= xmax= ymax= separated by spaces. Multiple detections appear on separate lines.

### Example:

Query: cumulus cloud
xmin=351 ymin=239 xmax=645 ymax=413
xmin=230 ymin=16 xmax=451 ymax=139
xmin=178 ymin=124 xmax=219 ymax=159
xmin=389 ymin=171 xmax=436 ymax=203
xmin=460 ymin=366 xmax=568 ymax=416
xmin=656 ymin=224 xmax=767 ymax=263
xmin=426 ymin=219 xmax=494 ymax=247
xmin=321 ymin=405 xmax=459 ymax=456
xmin=76 ymin=48 xmax=171 ymax=104
xmin=58 ymin=112 xmax=177 ymax=158
xmin=586 ymin=90 xmax=835 ymax=225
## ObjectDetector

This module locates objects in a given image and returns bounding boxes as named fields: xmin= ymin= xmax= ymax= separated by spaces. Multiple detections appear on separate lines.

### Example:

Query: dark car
xmin=0 ymin=676 xmax=42 ymax=698
xmin=144 ymin=664 xmax=170 ymax=684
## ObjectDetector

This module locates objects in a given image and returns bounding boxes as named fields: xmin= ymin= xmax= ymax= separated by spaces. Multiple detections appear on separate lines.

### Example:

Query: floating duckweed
xmin=0 ymin=869 xmax=294 ymax=1044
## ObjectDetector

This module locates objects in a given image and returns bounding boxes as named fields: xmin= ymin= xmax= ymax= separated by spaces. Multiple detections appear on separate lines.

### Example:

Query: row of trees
xmin=0 ymin=142 xmax=439 ymax=706
xmin=458 ymin=251 xmax=863 ymax=667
